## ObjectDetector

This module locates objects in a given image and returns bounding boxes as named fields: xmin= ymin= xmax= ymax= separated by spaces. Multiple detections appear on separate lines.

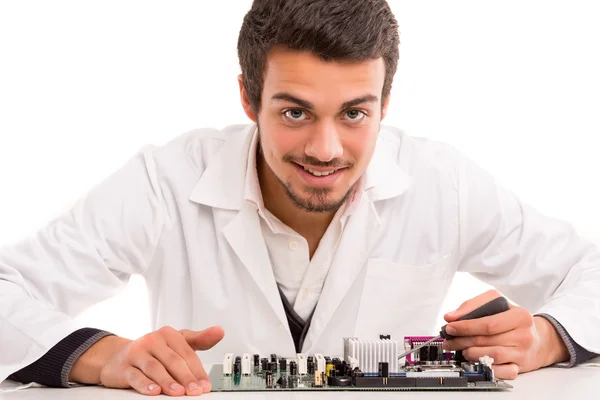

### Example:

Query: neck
xmin=257 ymin=152 xmax=336 ymax=236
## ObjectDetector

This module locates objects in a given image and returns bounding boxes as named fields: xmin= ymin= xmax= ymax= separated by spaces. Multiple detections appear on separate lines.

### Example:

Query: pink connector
xmin=403 ymin=336 xmax=446 ymax=365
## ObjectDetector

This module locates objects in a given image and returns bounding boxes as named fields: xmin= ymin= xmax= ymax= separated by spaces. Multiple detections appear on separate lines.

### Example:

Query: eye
xmin=343 ymin=109 xmax=366 ymax=122
xmin=283 ymin=109 xmax=309 ymax=121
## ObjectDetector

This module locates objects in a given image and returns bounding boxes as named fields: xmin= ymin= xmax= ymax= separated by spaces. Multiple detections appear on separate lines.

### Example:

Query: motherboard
xmin=208 ymin=335 xmax=513 ymax=392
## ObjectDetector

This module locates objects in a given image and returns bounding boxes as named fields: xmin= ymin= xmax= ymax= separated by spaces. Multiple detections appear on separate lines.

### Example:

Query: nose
xmin=304 ymin=121 xmax=343 ymax=162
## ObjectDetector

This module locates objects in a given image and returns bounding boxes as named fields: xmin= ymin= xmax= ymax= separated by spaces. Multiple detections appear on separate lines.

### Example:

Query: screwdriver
xmin=397 ymin=296 xmax=510 ymax=360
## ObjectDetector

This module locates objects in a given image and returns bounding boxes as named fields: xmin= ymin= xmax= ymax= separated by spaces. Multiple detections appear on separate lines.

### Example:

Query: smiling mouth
xmin=300 ymin=165 xmax=344 ymax=177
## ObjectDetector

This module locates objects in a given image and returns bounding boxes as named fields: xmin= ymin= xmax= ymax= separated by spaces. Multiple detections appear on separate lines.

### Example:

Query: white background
xmin=0 ymin=0 xmax=598 ymax=340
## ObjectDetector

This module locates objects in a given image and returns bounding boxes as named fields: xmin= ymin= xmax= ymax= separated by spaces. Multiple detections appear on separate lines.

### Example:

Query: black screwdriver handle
xmin=440 ymin=296 xmax=510 ymax=340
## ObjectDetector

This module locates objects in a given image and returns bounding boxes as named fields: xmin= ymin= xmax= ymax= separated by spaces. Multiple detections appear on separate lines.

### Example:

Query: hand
xmin=442 ymin=290 xmax=569 ymax=380
xmin=71 ymin=326 xmax=224 ymax=396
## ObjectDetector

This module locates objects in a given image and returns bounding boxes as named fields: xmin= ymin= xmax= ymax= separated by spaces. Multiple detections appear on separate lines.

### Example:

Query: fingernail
xmin=446 ymin=325 xmax=457 ymax=335
xmin=188 ymin=382 xmax=199 ymax=391
xmin=147 ymin=384 xmax=158 ymax=392
xmin=199 ymin=379 xmax=212 ymax=392
xmin=170 ymin=382 xmax=183 ymax=391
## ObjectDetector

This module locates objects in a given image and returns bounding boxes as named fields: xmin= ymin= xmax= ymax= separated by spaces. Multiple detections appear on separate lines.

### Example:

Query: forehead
xmin=262 ymin=47 xmax=385 ymax=107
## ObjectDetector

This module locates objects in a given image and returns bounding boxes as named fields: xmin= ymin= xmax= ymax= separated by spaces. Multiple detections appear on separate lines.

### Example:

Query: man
xmin=1 ymin=0 xmax=599 ymax=396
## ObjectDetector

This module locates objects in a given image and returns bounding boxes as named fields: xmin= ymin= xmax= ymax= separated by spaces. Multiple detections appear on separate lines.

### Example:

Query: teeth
xmin=303 ymin=166 xmax=337 ymax=177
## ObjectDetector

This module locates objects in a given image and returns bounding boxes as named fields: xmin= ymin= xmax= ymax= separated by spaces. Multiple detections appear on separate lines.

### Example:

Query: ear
xmin=238 ymin=74 xmax=258 ymax=123
xmin=381 ymin=95 xmax=391 ymax=121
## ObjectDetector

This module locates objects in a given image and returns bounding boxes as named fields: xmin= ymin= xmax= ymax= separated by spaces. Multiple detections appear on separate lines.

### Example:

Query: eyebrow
xmin=271 ymin=92 xmax=379 ymax=111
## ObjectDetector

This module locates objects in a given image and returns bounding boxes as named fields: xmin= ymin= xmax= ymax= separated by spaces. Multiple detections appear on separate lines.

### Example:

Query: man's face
xmin=244 ymin=47 xmax=388 ymax=213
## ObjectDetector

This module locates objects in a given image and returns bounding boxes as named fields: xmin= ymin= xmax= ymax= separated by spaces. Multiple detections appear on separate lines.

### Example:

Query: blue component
xmin=464 ymin=370 xmax=486 ymax=377
xmin=463 ymin=364 xmax=485 ymax=376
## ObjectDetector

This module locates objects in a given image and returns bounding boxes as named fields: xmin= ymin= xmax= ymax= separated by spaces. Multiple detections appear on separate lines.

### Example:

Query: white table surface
xmin=1 ymin=364 xmax=599 ymax=400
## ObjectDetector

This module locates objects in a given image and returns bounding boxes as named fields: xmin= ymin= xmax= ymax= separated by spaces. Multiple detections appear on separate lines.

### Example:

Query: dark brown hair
xmin=237 ymin=0 xmax=400 ymax=113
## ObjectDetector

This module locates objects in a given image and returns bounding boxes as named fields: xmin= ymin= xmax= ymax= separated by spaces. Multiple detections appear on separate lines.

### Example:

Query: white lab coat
xmin=1 ymin=123 xmax=599 ymax=383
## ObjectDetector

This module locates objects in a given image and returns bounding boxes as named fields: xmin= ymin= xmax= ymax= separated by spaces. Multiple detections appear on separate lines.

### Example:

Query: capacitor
xmin=327 ymin=369 xmax=338 ymax=387
xmin=325 ymin=363 xmax=335 ymax=377
xmin=279 ymin=358 xmax=287 ymax=373
xmin=378 ymin=362 xmax=389 ymax=378
xmin=289 ymin=360 xmax=297 ymax=375
xmin=288 ymin=375 xmax=295 ymax=388
xmin=269 ymin=362 xmax=277 ymax=374
xmin=270 ymin=354 xmax=277 ymax=363
xmin=253 ymin=354 xmax=260 ymax=367
xmin=307 ymin=360 xmax=315 ymax=374
xmin=261 ymin=358 xmax=268 ymax=371
xmin=233 ymin=361 xmax=241 ymax=376
xmin=341 ymin=363 xmax=351 ymax=377
xmin=307 ymin=356 xmax=314 ymax=363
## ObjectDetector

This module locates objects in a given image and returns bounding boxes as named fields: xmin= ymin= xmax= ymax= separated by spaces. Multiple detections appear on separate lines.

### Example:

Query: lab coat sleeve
xmin=0 ymin=147 xmax=167 ymax=383
xmin=456 ymin=154 xmax=600 ymax=355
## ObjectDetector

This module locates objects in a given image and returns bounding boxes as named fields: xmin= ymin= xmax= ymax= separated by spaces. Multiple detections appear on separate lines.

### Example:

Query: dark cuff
xmin=8 ymin=328 xmax=114 ymax=388
xmin=536 ymin=313 xmax=599 ymax=367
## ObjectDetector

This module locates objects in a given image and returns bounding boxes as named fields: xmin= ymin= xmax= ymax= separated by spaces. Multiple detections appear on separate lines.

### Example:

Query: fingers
xmin=461 ymin=346 xmax=523 ymax=365
xmin=124 ymin=366 xmax=161 ymax=396
xmin=445 ymin=306 xmax=531 ymax=337
xmin=149 ymin=338 xmax=204 ymax=396
xmin=444 ymin=289 xmax=504 ymax=322
xmin=181 ymin=326 xmax=225 ymax=351
xmin=163 ymin=328 xmax=212 ymax=393
xmin=132 ymin=353 xmax=192 ymax=397
xmin=492 ymin=363 xmax=520 ymax=380
xmin=444 ymin=329 xmax=521 ymax=351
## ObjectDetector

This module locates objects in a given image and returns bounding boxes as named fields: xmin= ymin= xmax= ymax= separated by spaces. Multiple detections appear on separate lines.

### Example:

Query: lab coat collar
xmin=189 ymin=124 xmax=413 ymax=208
xmin=188 ymin=124 xmax=256 ymax=209
xmin=363 ymin=135 xmax=413 ymax=203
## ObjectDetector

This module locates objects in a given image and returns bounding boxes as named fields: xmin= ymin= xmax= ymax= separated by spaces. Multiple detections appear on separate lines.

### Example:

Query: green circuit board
xmin=210 ymin=335 xmax=513 ymax=392
xmin=208 ymin=364 xmax=513 ymax=392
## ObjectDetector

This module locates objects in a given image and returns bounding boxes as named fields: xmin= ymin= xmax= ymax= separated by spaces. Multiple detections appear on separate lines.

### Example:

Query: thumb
xmin=443 ymin=308 xmax=461 ymax=323
xmin=180 ymin=326 xmax=225 ymax=351
xmin=444 ymin=290 xmax=504 ymax=322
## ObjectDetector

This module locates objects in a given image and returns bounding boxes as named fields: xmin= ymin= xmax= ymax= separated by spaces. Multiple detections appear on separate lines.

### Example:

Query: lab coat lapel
xmin=221 ymin=204 xmax=290 ymax=331
xmin=189 ymin=124 xmax=290 ymax=331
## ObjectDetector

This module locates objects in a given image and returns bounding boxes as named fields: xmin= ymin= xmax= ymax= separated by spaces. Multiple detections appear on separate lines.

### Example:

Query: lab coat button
xmin=289 ymin=241 xmax=298 ymax=250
